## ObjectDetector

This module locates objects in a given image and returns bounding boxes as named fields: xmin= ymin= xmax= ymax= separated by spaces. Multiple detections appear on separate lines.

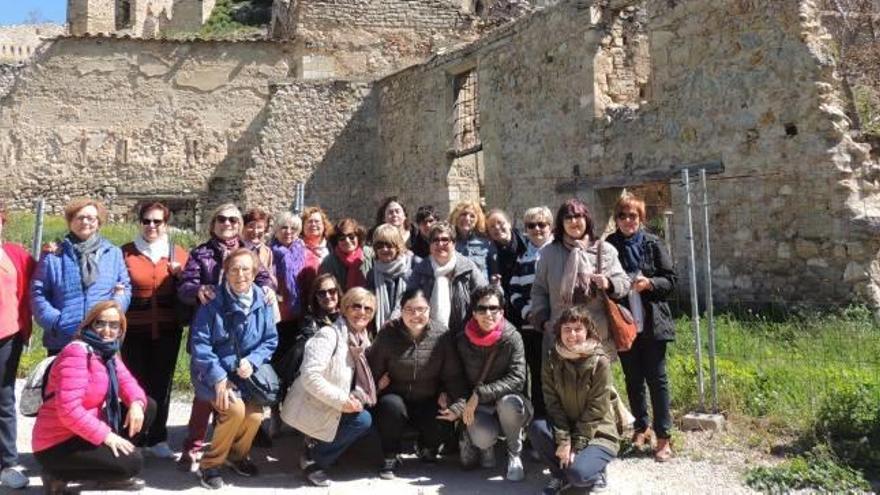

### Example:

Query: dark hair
xmin=554 ymin=305 xmax=600 ymax=344
xmin=374 ymin=196 xmax=410 ymax=230
xmin=308 ymin=273 xmax=341 ymax=314
xmin=470 ymin=284 xmax=505 ymax=309
xmin=400 ymin=288 xmax=429 ymax=308
xmin=553 ymin=198 xmax=594 ymax=242
xmin=415 ymin=205 xmax=437 ymax=224
xmin=329 ymin=218 xmax=366 ymax=248
xmin=139 ymin=202 xmax=171 ymax=223
xmin=243 ymin=208 xmax=272 ymax=226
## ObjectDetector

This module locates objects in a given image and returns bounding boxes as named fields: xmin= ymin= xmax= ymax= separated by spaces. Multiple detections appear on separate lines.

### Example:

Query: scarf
xmin=559 ymin=235 xmax=595 ymax=305
xmin=464 ymin=317 xmax=505 ymax=347
xmin=619 ymin=229 xmax=645 ymax=274
xmin=430 ymin=254 xmax=456 ymax=328
xmin=335 ymin=244 xmax=367 ymax=290
xmin=208 ymin=235 xmax=242 ymax=260
xmin=67 ymin=233 xmax=104 ymax=288
xmin=133 ymin=234 xmax=171 ymax=265
xmin=271 ymin=238 xmax=305 ymax=314
xmin=347 ymin=326 xmax=376 ymax=407
xmin=306 ymin=238 xmax=329 ymax=262
xmin=80 ymin=329 xmax=122 ymax=433
xmin=225 ymin=282 xmax=254 ymax=312
xmin=555 ymin=339 xmax=602 ymax=361
xmin=372 ymin=253 xmax=411 ymax=330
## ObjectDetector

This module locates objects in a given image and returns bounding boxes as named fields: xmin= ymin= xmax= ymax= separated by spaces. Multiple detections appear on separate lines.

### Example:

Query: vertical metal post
xmin=682 ymin=169 xmax=705 ymax=411
xmin=31 ymin=198 xmax=45 ymax=259
xmin=700 ymin=168 xmax=719 ymax=413
xmin=663 ymin=209 xmax=673 ymax=256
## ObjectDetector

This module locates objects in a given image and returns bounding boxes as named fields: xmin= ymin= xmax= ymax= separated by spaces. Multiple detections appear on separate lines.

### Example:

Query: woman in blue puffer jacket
xmin=31 ymin=198 xmax=131 ymax=355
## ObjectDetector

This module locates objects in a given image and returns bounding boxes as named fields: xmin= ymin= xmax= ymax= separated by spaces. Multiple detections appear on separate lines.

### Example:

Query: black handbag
xmin=226 ymin=308 xmax=281 ymax=407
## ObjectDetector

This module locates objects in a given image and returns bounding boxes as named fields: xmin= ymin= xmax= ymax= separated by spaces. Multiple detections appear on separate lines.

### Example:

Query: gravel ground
xmin=13 ymin=382 xmax=757 ymax=494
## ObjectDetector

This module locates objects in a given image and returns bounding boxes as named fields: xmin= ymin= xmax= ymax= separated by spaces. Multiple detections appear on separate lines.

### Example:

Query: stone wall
xmin=374 ymin=0 xmax=880 ymax=308
xmin=0 ymin=24 xmax=66 ymax=64
xmin=0 ymin=37 xmax=296 ymax=223
xmin=0 ymin=65 xmax=24 ymax=101
xmin=69 ymin=0 xmax=117 ymax=35
xmin=244 ymin=81 xmax=379 ymax=221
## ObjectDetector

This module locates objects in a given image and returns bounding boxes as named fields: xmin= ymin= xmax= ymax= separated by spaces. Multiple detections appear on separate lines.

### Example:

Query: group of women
xmin=0 ymin=192 xmax=676 ymax=495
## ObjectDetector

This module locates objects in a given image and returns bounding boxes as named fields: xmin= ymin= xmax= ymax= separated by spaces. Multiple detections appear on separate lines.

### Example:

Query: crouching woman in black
xmin=367 ymin=288 xmax=465 ymax=480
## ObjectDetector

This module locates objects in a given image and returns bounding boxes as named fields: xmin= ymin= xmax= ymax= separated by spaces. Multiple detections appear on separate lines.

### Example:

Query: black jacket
xmin=367 ymin=319 xmax=466 ymax=404
xmin=493 ymin=228 xmax=528 ymax=309
xmin=450 ymin=320 xmax=528 ymax=415
xmin=606 ymin=230 xmax=676 ymax=341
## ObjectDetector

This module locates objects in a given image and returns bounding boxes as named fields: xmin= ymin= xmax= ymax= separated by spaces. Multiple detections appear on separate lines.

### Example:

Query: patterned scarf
xmin=67 ymin=233 xmax=104 ymax=288
xmin=559 ymin=235 xmax=594 ymax=304
xmin=555 ymin=339 xmax=602 ymax=361
xmin=79 ymin=329 xmax=122 ymax=433
xmin=347 ymin=325 xmax=376 ymax=407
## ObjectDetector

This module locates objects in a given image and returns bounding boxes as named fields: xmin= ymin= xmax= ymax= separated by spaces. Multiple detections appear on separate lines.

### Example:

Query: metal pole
xmin=682 ymin=169 xmax=705 ymax=411
xmin=701 ymin=168 xmax=719 ymax=413
xmin=31 ymin=198 xmax=45 ymax=259
xmin=663 ymin=209 xmax=673 ymax=256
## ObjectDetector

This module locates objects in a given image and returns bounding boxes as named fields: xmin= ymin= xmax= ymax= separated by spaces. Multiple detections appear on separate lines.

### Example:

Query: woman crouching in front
xmin=191 ymin=248 xmax=278 ymax=490
xmin=282 ymin=287 xmax=377 ymax=487
xmin=33 ymin=301 xmax=155 ymax=494
xmin=530 ymin=306 xmax=618 ymax=495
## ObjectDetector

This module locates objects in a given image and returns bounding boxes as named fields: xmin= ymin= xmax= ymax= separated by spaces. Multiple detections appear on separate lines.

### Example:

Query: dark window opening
xmin=453 ymin=69 xmax=481 ymax=155
xmin=116 ymin=0 xmax=133 ymax=30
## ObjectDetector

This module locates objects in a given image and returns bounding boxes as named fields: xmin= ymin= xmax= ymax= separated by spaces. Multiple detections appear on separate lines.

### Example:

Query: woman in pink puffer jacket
xmin=32 ymin=301 xmax=156 ymax=494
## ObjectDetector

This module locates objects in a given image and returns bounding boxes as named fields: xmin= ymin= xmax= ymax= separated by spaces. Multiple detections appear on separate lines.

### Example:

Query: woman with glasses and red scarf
xmin=320 ymin=218 xmax=373 ymax=292
xmin=176 ymin=203 xmax=277 ymax=471
xmin=120 ymin=202 xmax=189 ymax=460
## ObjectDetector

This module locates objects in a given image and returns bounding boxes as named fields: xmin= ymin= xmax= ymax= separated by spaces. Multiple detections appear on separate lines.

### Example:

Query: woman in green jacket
xmin=530 ymin=305 xmax=619 ymax=495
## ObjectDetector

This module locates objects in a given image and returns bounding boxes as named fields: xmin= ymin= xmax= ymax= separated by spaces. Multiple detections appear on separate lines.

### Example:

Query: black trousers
xmin=372 ymin=393 xmax=449 ymax=457
xmin=521 ymin=328 xmax=546 ymax=418
xmin=618 ymin=331 xmax=672 ymax=438
xmin=35 ymin=398 xmax=157 ymax=482
xmin=0 ymin=334 xmax=23 ymax=468
xmin=121 ymin=327 xmax=182 ymax=446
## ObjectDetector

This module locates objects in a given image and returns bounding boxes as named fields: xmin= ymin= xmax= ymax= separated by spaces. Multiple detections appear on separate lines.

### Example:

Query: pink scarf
xmin=335 ymin=245 xmax=367 ymax=290
xmin=464 ymin=317 xmax=505 ymax=347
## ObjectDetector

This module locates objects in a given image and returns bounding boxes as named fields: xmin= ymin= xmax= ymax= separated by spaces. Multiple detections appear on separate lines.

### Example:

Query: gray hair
xmin=523 ymin=206 xmax=553 ymax=224
xmin=273 ymin=211 xmax=302 ymax=235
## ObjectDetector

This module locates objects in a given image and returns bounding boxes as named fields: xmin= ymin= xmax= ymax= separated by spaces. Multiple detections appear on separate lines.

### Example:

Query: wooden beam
xmin=555 ymin=160 xmax=724 ymax=193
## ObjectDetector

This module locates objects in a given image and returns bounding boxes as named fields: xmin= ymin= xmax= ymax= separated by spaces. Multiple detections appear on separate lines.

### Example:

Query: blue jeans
xmin=0 ymin=334 xmax=23 ymax=468
xmin=529 ymin=419 xmax=614 ymax=487
xmin=311 ymin=410 xmax=372 ymax=469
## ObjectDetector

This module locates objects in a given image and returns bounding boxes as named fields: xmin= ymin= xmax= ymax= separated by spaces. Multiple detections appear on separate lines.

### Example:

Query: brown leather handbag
xmin=596 ymin=241 xmax=637 ymax=352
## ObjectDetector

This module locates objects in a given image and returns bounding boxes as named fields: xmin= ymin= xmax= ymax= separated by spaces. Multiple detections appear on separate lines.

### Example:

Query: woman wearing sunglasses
xmin=448 ymin=285 xmax=531 ymax=482
xmin=366 ymin=223 xmax=412 ymax=330
xmin=176 ymin=203 xmax=277 ymax=470
xmin=408 ymin=222 xmax=486 ymax=334
xmin=320 ymin=218 xmax=373 ymax=292
xmin=119 ymin=202 xmax=189 ymax=459
xmin=606 ymin=193 xmax=676 ymax=462
xmin=33 ymin=301 xmax=155 ymax=494
xmin=282 ymin=287 xmax=377 ymax=487
xmin=367 ymin=288 xmax=465 ymax=479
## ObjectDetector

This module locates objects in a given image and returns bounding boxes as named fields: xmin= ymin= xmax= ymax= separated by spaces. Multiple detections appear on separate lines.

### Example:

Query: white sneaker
xmin=0 ymin=465 xmax=29 ymax=489
xmin=506 ymin=454 xmax=524 ymax=481
xmin=146 ymin=442 xmax=176 ymax=459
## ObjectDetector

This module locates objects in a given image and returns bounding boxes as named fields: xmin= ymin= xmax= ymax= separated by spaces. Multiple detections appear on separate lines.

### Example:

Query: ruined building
xmin=68 ymin=0 xmax=218 ymax=37
xmin=1 ymin=0 xmax=879 ymax=309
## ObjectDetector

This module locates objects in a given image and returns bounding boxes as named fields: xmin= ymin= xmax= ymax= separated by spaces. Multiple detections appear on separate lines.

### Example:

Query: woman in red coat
xmin=33 ymin=301 xmax=156 ymax=494
xmin=0 ymin=203 xmax=36 ymax=489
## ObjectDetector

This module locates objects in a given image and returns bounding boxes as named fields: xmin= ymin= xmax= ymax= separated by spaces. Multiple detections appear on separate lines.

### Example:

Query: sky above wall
xmin=0 ymin=0 xmax=66 ymax=25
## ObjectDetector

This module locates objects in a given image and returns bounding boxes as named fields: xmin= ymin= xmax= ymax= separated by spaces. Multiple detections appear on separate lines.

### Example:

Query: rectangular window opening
xmin=453 ymin=69 xmax=481 ymax=155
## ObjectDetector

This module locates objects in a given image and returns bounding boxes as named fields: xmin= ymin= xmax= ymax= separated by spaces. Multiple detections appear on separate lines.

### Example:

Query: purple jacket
xmin=177 ymin=237 xmax=276 ymax=307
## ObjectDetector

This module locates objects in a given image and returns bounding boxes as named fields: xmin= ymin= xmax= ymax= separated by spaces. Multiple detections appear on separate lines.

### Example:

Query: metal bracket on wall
xmin=555 ymin=160 xmax=724 ymax=192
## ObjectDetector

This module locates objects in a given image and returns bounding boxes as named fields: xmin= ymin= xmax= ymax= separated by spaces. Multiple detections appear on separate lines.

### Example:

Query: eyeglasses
xmin=141 ymin=218 xmax=164 ymax=226
xmin=350 ymin=303 xmax=375 ymax=314
xmin=616 ymin=212 xmax=639 ymax=221
xmin=92 ymin=319 xmax=121 ymax=331
xmin=563 ymin=214 xmax=585 ymax=221
xmin=473 ymin=305 xmax=503 ymax=315
xmin=75 ymin=215 xmax=99 ymax=224
xmin=316 ymin=288 xmax=338 ymax=298
xmin=215 ymin=215 xmax=240 ymax=225
xmin=228 ymin=266 xmax=253 ymax=274
xmin=339 ymin=233 xmax=358 ymax=242
xmin=373 ymin=241 xmax=394 ymax=250
xmin=403 ymin=306 xmax=430 ymax=316
xmin=431 ymin=236 xmax=452 ymax=245
xmin=525 ymin=222 xmax=549 ymax=230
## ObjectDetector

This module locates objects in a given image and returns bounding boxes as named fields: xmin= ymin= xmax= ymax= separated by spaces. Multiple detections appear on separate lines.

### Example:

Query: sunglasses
xmin=431 ymin=236 xmax=453 ymax=245
xmin=141 ymin=218 xmax=164 ymax=226
xmin=617 ymin=212 xmax=639 ymax=221
xmin=563 ymin=214 xmax=585 ymax=221
xmin=525 ymin=222 xmax=548 ymax=230
xmin=374 ymin=241 xmax=395 ymax=250
xmin=351 ymin=303 xmax=375 ymax=314
xmin=339 ymin=233 xmax=358 ymax=242
xmin=216 ymin=215 xmax=240 ymax=225
xmin=473 ymin=305 xmax=503 ymax=315
xmin=316 ymin=288 xmax=339 ymax=298
xmin=92 ymin=319 xmax=121 ymax=331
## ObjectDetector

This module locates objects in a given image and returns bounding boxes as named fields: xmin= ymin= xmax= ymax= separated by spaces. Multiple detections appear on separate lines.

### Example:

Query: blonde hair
xmin=523 ymin=206 xmax=553 ymax=224
xmin=273 ymin=211 xmax=302 ymax=236
xmin=449 ymin=200 xmax=486 ymax=236
xmin=340 ymin=287 xmax=377 ymax=312
xmin=208 ymin=203 xmax=243 ymax=235
xmin=371 ymin=223 xmax=406 ymax=255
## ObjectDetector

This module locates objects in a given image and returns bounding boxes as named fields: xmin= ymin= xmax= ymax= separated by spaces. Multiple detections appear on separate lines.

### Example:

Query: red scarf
xmin=465 ymin=317 xmax=505 ymax=347
xmin=335 ymin=244 xmax=367 ymax=289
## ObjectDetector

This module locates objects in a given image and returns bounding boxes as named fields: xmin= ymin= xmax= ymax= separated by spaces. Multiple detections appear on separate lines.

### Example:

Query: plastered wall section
xmin=244 ymin=81 xmax=379 ymax=222
xmin=375 ymin=0 xmax=880 ymax=307
xmin=0 ymin=38 xmax=296 ymax=218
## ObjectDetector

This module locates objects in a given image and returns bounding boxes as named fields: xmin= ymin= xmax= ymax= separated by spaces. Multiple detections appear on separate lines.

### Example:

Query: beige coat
xmin=280 ymin=317 xmax=363 ymax=442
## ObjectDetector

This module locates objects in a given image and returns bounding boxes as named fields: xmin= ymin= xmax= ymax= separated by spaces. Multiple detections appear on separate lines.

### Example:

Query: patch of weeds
xmin=745 ymin=446 xmax=871 ymax=493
